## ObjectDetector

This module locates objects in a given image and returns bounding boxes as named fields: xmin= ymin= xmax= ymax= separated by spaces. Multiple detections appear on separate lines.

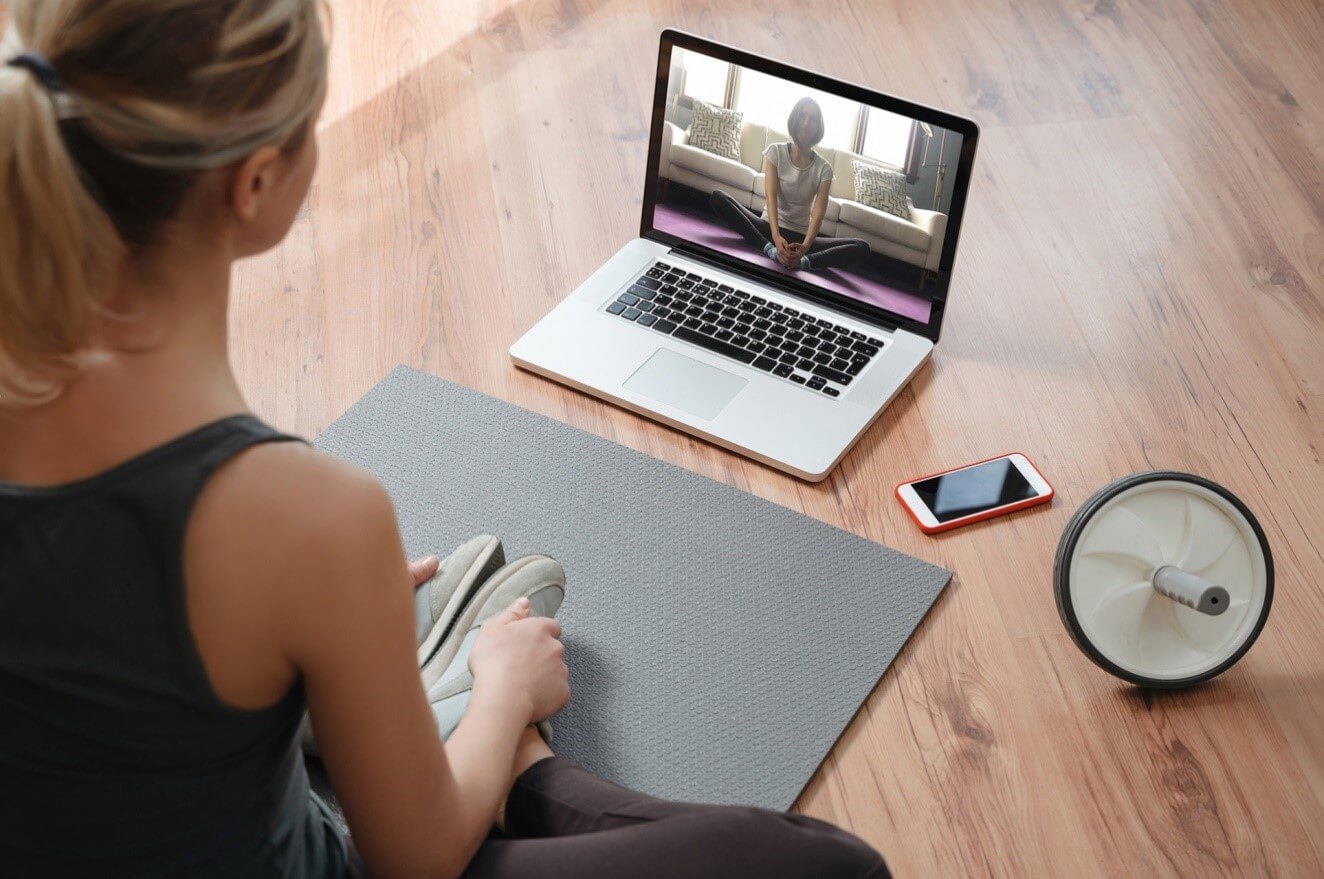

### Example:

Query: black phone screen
xmin=911 ymin=458 xmax=1038 ymax=523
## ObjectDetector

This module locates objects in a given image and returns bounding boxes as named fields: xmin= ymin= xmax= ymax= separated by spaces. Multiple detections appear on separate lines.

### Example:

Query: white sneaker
xmin=423 ymin=555 xmax=566 ymax=742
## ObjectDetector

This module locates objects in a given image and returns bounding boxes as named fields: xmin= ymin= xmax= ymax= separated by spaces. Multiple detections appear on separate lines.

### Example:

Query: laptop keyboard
xmin=604 ymin=260 xmax=886 ymax=398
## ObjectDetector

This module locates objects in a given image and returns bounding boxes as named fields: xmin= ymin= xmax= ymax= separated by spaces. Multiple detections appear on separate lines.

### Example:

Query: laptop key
xmin=790 ymin=374 xmax=807 ymax=384
xmin=717 ymin=284 xmax=734 ymax=293
xmin=629 ymin=285 xmax=657 ymax=300
xmin=773 ymin=364 xmax=794 ymax=377
xmin=607 ymin=301 xmax=626 ymax=315
xmin=635 ymin=276 xmax=661 ymax=290
xmin=715 ymin=329 xmax=733 ymax=341
xmin=808 ymin=376 xmax=826 ymax=390
xmin=653 ymin=319 xmax=678 ymax=334
xmin=672 ymin=327 xmax=756 ymax=364
xmin=716 ymin=318 xmax=735 ymax=330
xmin=637 ymin=301 xmax=655 ymax=313
xmin=845 ymin=362 xmax=863 ymax=376
xmin=813 ymin=352 xmax=832 ymax=365
xmin=621 ymin=307 xmax=641 ymax=321
xmin=811 ymin=363 xmax=852 ymax=385
xmin=732 ymin=335 xmax=751 ymax=348
xmin=753 ymin=356 xmax=778 ymax=371
xmin=638 ymin=313 xmax=657 ymax=327
xmin=617 ymin=292 xmax=639 ymax=306
xmin=831 ymin=357 xmax=850 ymax=371
xmin=779 ymin=351 xmax=797 ymax=364
xmin=683 ymin=318 xmax=702 ymax=330
xmin=748 ymin=342 xmax=766 ymax=354
xmin=823 ymin=387 xmax=840 ymax=397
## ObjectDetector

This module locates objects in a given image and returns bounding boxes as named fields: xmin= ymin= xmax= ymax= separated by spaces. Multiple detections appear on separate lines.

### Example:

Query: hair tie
xmin=6 ymin=52 xmax=64 ymax=92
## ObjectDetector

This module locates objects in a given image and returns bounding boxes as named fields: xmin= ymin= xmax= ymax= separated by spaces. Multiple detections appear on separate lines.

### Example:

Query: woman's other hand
xmin=469 ymin=598 xmax=570 ymax=724
xmin=409 ymin=556 xmax=441 ymax=589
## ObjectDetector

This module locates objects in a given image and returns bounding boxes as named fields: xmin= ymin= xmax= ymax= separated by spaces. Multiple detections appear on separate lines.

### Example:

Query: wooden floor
xmin=227 ymin=0 xmax=1324 ymax=875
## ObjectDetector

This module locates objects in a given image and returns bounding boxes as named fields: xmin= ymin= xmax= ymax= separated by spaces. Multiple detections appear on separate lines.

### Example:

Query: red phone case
xmin=895 ymin=452 xmax=1055 ymax=535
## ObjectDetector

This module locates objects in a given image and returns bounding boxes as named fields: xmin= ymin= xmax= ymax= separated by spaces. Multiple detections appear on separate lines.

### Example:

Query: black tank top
xmin=0 ymin=416 xmax=349 ymax=878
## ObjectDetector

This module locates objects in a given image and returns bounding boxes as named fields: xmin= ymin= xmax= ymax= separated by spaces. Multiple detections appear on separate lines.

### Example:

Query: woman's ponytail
xmin=0 ymin=54 xmax=123 ymax=405
xmin=0 ymin=0 xmax=327 ymax=407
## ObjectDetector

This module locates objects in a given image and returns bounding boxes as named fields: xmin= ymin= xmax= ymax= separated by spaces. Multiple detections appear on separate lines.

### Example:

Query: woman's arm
xmin=188 ymin=443 xmax=562 ymax=879
xmin=797 ymin=179 xmax=833 ymax=251
xmin=762 ymin=156 xmax=786 ymax=249
xmin=801 ymin=179 xmax=833 ymax=246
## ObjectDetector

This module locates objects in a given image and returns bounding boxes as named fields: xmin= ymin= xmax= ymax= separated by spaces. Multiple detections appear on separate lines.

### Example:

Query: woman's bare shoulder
xmin=186 ymin=441 xmax=402 ymax=617
xmin=199 ymin=441 xmax=392 ymax=538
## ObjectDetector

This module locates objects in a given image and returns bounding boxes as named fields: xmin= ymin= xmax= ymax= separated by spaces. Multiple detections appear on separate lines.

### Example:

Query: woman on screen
xmin=710 ymin=97 xmax=871 ymax=272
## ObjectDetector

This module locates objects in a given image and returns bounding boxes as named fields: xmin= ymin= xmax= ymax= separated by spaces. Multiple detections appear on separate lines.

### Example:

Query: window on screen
xmin=677 ymin=49 xmax=729 ymax=105
xmin=734 ymin=69 xmax=858 ymax=152
xmin=861 ymin=108 xmax=912 ymax=167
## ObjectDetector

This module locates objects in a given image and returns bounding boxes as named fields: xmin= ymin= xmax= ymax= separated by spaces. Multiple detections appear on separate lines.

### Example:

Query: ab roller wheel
xmin=1054 ymin=472 xmax=1274 ymax=688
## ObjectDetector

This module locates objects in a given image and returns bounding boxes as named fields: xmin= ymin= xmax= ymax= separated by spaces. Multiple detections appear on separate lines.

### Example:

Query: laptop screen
xmin=642 ymin=33 xmax=977 ymax=341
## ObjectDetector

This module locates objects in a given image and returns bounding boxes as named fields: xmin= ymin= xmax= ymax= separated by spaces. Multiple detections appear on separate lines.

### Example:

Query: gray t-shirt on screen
xmin=760 ymin=142 xmax=833 ymax=234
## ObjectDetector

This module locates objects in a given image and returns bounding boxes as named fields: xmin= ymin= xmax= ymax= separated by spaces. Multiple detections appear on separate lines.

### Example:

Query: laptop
xmin=511 ymin=29 xmax=979 ymax=481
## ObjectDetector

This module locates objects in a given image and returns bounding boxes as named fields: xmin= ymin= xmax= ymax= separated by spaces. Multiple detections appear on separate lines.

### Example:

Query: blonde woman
xmin=710 ymin=96 xmax=871 ymax=272
xmin=0 ymin=2 xmax=889 ymax=878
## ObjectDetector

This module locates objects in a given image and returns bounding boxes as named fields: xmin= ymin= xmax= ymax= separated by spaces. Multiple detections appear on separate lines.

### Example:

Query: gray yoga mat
xmin=313 ymin=365 xmax=951 ymax=810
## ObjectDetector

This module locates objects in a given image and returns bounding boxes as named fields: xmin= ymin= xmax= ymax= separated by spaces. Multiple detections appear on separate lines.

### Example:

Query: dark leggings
xmin=709 ymin=189 xmax=872 ymax=271
xmin=349 ymin=757 xmax=889 ymax=878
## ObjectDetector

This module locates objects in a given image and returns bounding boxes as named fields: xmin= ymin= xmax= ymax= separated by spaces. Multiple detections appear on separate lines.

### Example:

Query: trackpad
xmin=623 ymin=348 xmax=747 ymax=420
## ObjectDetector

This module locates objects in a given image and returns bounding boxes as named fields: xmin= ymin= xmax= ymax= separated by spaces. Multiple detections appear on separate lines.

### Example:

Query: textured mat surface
xmin=312 ymin=365 xmax=951 ymax=809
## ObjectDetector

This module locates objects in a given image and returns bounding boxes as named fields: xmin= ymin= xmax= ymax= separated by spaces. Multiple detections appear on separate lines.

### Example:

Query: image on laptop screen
xmin=649 ymin=46 xmax=965 ymax=328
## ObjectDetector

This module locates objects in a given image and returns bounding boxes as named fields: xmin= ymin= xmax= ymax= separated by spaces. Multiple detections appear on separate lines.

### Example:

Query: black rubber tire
xmin=1053 ymin=471 xmax=1274 ymax=688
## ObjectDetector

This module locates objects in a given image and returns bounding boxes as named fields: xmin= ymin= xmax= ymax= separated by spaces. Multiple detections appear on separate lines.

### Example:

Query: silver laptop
xmin=511 ymin=29 xmax=979 ymax=481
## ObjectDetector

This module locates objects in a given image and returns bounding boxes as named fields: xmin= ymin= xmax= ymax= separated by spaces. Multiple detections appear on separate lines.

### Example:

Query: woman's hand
xmin=468 ymin=597 xmax=570 ymax=724
xmin=409 ymin=555 xmax=441 ymax=589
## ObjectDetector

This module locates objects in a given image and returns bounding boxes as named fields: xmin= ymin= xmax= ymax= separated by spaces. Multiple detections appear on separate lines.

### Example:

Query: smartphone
xmin=896 ymin=453 xmax=1054 ymax=534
